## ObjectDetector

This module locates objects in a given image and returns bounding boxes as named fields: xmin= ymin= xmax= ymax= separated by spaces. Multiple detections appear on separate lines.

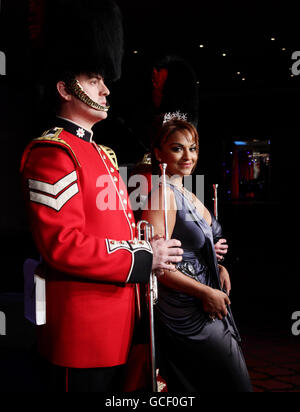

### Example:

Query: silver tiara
xmin=163 ymin=111 xmax=188 ymax=124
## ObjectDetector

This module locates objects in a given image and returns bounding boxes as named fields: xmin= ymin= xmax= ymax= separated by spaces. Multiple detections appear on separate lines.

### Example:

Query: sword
xmin=213 ymin=184 xmax=219 ymax=221
xmin=136 ymin=163 xmax=169 ymax=392
xmin=137 ymin=220 xmax=158 ymax=392
xmin=212 ymin=185 xmax=239 ymax=335
xmin=213 ymin=183 xmax=227 ymax=264
xmin=159 ymin=163 xmax=169 ymax=241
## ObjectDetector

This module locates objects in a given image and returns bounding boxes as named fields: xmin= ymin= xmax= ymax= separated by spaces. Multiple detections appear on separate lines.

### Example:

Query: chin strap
xmin=67 ymin=79 xmax=110 ymax=112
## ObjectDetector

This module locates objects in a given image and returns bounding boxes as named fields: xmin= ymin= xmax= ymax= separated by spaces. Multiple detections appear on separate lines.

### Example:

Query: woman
xmin=142 ymin=113 xmax=252 ymax=392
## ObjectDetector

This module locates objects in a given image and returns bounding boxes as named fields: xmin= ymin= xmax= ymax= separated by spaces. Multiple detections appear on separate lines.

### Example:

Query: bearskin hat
xmin=152 ymin=54 xmax=199 ymax=128
xmin=29 ymin=0 xmax=124 ymax=83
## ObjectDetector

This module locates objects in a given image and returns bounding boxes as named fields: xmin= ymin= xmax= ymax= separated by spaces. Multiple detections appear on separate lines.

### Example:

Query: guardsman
xmin=21 ymin=0 xmax=183 ymax=392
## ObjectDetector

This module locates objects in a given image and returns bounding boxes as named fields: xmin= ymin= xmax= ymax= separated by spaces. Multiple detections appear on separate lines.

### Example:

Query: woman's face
xmin=155 ymin=129 xmax=198 ymax=177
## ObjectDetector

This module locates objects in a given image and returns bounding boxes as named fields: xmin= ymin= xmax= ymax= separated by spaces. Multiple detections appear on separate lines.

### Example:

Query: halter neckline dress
xmin=155 ymin=184 xmax=252 ymax=392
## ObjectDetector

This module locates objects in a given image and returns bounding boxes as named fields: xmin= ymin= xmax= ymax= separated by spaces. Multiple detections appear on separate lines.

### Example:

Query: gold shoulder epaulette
xmin=33 ymin=128 xmax=81 ymax=167
xmin=41 ymin=127 xmax=64 ymax=140
xmin=140 ymin=152 xmax=152 ymax=165
xmin=99 ymin=145 xmax=119 ymax=170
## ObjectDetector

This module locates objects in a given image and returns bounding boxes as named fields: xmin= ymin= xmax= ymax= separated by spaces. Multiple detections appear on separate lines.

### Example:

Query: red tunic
xmin=20 ymin=120 xmax=153 ymax=368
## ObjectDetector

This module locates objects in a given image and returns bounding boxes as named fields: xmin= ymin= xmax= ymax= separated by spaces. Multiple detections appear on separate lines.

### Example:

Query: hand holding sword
xmin=212 ymin=184 xmax=231 ymax=296
xmin=136 ymin=163 xmax=182 ymax=391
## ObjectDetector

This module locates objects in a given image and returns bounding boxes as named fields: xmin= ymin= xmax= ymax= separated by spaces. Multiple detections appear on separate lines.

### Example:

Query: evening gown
xmin=155 ymin=184 xmax=253 ymax=392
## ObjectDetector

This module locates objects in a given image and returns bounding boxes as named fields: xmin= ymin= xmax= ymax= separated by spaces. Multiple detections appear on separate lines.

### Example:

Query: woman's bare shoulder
xmin=146 ymin=184 xmax=177 ymax=212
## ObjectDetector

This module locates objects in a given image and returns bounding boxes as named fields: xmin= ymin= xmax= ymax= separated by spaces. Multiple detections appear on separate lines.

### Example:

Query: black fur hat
xmin=152 ymin=55 xmax=199 ymax=128
xmin=29 ymin=0 xmax=124 ymax=83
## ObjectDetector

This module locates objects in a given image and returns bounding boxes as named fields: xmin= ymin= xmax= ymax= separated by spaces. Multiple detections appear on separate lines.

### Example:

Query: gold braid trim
xmin=32 ymin=128 xmax=81 ymax=167
xmin=99 ymin=145 xmax=119 ymax=170
xmin=67 ymin=80 xmax=110 ymax=112
xmin=140 ymin=152 xmax=152 ymax=165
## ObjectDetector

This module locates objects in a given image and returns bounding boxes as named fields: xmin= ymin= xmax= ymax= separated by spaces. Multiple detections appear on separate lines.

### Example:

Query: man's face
xmin=70 ymin=73 xmax=110 ymax=123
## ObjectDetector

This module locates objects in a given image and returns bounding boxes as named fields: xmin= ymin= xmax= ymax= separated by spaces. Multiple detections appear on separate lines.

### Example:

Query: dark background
xmin=0 ymin=0 xmax=299 ymax=391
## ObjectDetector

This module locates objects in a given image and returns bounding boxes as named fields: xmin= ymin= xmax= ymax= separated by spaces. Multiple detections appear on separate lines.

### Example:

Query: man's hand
xmin=151 ymin=236 xmax=183 ymax=276
xmin=214 ymin=238 xmax=228 ymax=261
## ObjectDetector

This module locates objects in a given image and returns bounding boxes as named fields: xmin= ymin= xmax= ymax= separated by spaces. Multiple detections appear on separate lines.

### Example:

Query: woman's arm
xmin=218 ymin=264 xmax=231 ymax=296
xmin=159 ymin=267 xmax=230 ymax=320
xmin=142 ymin=186 xmax=230 ymax=319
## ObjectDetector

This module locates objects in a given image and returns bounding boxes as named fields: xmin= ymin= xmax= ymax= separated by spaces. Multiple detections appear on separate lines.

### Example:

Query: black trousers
xmin=42 ymin=359 xmax=126 ymax=392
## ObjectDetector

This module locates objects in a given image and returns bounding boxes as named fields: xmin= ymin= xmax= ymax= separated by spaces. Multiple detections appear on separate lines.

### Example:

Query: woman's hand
xmin=219 ymin=265 xmax=231 ymax=296
xmin=214 ymin=239 xmax=228 ymax=261
xmin=201 ymin=288 xmax=231 ymax=320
